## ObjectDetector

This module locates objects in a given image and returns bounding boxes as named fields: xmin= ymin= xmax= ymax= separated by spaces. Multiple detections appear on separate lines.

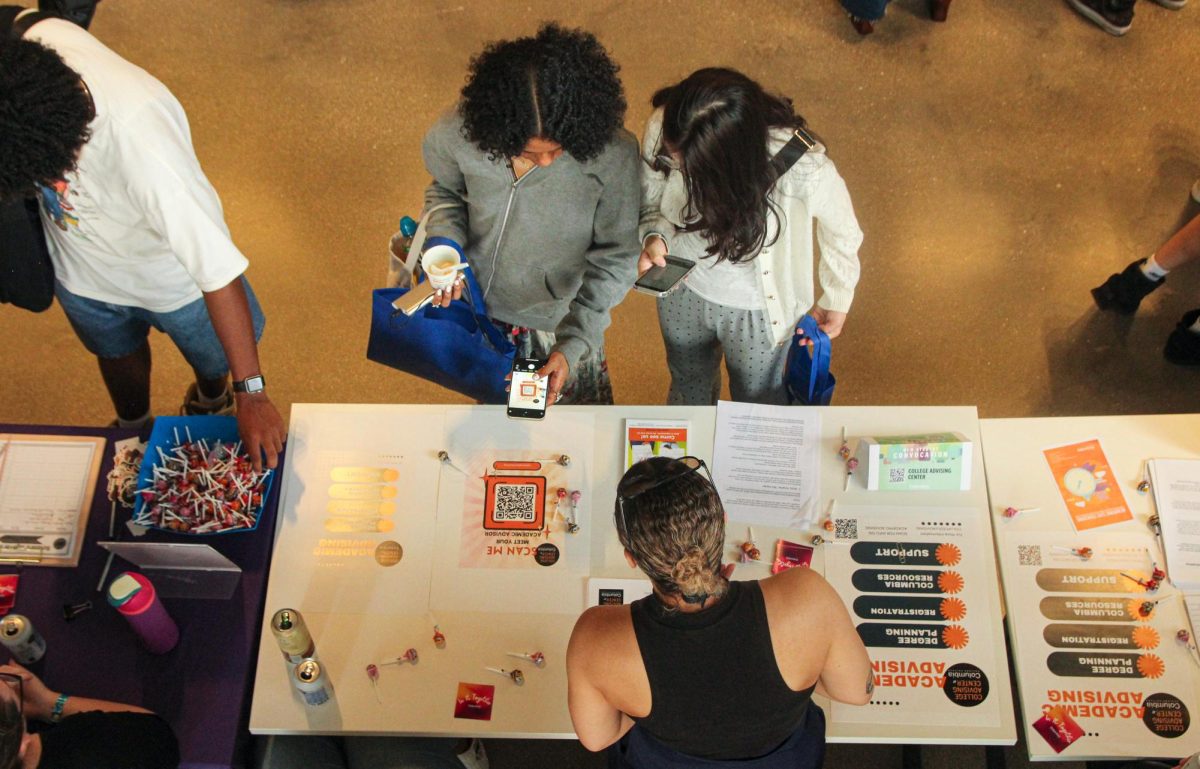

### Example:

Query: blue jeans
xmin=840 ymin=0 xmax=889 ymax=20
xmin=55 ymin=277 xmax=265 ymax=380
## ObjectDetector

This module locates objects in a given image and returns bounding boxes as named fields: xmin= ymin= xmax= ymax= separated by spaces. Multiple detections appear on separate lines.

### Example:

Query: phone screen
xmin=636 ymin=258 xmax=693 ymax=294
xmin=507 ymin=359 xmax=547 ymax=418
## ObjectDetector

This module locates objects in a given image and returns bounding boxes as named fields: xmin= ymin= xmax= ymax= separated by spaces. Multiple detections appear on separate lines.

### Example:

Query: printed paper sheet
xmin=824 ymin=506 xmax=1004 ymax=728
xmin=999 ymin=531 xmax=1200 ymax=759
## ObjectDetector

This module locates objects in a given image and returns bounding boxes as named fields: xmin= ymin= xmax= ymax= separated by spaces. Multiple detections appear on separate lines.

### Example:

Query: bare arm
xmin=2 ymin=662 xmax=151 ymax=722
xmin=567 ymin=608 xmax=635 ymax=751
xmin=812 ymin=577 xmax=873 ymax=705
xmin=202 ymin=279 xmax=284 ymax=472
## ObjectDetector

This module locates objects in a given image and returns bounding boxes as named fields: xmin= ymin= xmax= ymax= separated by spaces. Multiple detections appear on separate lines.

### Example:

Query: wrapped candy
xmin=507 ymin=651 xmax=546 ymax=668
xmin=486 ymin=666 xmax=524 ymax=685
xmin=567 ymin=490 xmax=581 ymax=534
xmin=740 ymin=527 xmax=761 ymax=562
xmin=1122 ymin=572 xmax=1160 ymax=592
xmin=134 ymin=438 xmax=269 ymax=533
xmin=366 ymin=663 xmax=381 ymax=702
xmin=106 ymin=444 xmax=145 ymax=507
xmin=380 ymin=648 xmax=419 ymax=666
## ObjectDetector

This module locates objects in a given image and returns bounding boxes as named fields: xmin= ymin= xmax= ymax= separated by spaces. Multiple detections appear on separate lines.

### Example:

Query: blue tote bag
xmin=366 ymin=255 xmax=514 ymax=404
xmin=784 ymin=315 xmax=836 ymax=406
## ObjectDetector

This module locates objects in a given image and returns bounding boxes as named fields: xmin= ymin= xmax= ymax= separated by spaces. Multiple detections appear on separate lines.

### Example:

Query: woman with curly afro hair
xmin=415 ymin=23 xmax=641 ymax=405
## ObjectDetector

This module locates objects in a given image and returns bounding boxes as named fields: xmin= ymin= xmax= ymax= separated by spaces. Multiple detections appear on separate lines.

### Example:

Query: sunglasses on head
xmin=616 ymin=456 xmax=714 ymax=541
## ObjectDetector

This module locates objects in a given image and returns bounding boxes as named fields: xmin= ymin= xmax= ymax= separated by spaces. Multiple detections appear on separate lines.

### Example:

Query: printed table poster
xmin=458 ymin=451 xmax=582 ymax=570
xmin=998 ymin=531 xmax=1200 ymax=759
xmin=823 ymin=506 xmax=1004 ymax=728
xmin=1043 ymin=439 xmax=1133 ymax=531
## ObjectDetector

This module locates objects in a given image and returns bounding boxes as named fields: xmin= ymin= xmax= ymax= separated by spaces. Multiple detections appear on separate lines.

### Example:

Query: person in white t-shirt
xmin=638 ymin=68 xmax=863 ymax=405
xmin=0 ymin=15 xmax=283 ymax=469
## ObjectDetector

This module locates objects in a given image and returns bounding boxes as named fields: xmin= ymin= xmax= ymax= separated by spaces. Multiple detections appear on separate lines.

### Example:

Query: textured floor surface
xmin=2 ymin=1 xmax=1198 ymax=766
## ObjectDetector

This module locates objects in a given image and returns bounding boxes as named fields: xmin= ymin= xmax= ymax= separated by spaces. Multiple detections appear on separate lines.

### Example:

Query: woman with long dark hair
xmin=638 ymin=69 xmax=863 ymax=405
xmin=566 ymin=457 xmax=872 ymax=766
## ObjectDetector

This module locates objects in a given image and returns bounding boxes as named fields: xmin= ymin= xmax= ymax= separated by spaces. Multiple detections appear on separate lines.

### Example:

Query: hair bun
xmin=672 ymin=547 xmax=721 ymax=597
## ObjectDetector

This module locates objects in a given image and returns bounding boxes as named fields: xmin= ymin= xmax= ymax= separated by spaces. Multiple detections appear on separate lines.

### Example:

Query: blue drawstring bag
xmin=366 ymin=248 xmax=515 ymax=404
xmin=784 ymin=315 xmax=836 ymax=405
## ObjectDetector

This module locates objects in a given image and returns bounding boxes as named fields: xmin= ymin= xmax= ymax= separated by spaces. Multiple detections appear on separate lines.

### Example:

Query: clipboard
xmin=0 ymin=433 xmax=106 ymax=567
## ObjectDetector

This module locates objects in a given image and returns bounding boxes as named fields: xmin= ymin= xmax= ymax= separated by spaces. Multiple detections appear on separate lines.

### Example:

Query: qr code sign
xmin=483 ymin=475 xmax=545 ymax=531
xmin=889 ymin=468 xmax=906 ymax=483
xmin=1018 ymin=545 xmax=1042 ymax=566
xmin=835 ymin=518 xmax=858 ymax=540
xmin=493 ymin=484 xmax=537 ymax=521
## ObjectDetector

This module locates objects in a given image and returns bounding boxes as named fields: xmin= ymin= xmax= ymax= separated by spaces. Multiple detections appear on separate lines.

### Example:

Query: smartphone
xmin=634 ymin=254 xmax=695 ymax=297
xmin=507 ymin=358 xmax=548 ymax=420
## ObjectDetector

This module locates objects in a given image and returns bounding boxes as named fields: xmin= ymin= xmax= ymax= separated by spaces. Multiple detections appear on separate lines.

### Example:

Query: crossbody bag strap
xmin=5 ymin=8 xmax=56 ymax=37
xmin=769 ymin=125 xmax=818 ymax=181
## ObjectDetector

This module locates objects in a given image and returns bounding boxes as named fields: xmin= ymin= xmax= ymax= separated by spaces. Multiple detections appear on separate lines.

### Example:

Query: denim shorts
xmin=55 ymin=277 xmax=266 ymax=380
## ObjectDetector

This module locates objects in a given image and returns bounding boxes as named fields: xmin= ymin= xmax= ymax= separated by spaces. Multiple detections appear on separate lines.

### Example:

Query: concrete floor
xmin=3 ymin=0 xmax=1199 ymax=766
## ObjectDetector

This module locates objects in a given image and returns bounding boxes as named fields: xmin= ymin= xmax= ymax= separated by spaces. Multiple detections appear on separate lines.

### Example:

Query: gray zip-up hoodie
xmin=422 ymin=110 xmax=641 ymax=372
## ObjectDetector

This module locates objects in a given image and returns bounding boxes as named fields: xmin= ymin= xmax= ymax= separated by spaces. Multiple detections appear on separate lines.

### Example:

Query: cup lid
xmin=107 ymin=572 xmax=145 ymax=608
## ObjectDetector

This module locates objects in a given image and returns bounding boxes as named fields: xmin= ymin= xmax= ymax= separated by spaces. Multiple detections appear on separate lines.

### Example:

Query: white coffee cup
xmin=421 ymin=245 xmax=463 ymax=291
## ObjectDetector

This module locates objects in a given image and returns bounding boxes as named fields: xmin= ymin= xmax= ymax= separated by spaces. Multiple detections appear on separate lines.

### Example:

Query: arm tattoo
xmin=866 ymin=670 xmax=875 ymax=696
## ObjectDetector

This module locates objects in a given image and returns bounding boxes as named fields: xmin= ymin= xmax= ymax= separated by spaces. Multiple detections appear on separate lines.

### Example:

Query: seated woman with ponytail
xmin=566 ymin=457 xmax=872 ymax=767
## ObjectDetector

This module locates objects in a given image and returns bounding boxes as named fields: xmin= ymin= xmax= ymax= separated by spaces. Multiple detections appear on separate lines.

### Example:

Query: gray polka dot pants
xmin=657 ymin=285 xmax=790 ymax=406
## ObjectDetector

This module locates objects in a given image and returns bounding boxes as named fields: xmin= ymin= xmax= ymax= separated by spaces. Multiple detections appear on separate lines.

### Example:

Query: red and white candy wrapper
xmin=1032 ymin=706 xmax=1085 ymax=753
xmin=134 ymin=438 xmax=270 ymax=533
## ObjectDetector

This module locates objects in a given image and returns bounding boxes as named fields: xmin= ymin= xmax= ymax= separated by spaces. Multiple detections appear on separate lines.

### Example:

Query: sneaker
xmin=1150 ymin=0 xmax=1187 ymax=9
xmin=456 ymin=739 xmax=489 ymax=769
xmin=1164 ymin=309 xmax=1200 ymax=366
xmin=1067 ymin=0 xmax=1135 ymax=35
xmin=181 ymin=383 xmax=235 ymax=416
xmin=1091 ymin=259 xmax=1164 ymax=314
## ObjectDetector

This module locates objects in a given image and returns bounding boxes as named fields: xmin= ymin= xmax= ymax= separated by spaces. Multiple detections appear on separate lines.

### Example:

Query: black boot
xmin=1164 ymin=310 xmax=1200 ymax=366
xmin=1091 ymin=259 xmax=1164 ymax=315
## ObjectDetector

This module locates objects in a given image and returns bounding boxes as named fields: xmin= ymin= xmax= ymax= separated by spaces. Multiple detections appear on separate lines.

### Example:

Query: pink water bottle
xmin=107 ymin=572 xmax=179 ymax=654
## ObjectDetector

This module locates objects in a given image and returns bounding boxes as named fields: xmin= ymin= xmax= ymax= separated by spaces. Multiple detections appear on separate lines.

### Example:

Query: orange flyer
xmin=1043 ymin=439 xmax=1132 ymax=531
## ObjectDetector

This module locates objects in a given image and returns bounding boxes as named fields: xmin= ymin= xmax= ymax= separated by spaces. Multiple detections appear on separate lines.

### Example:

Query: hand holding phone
xmin=638 ymin=235 xmax=668 ymax=277
xmin=507 ymin=358 xmax=549 ymax=420
xmin=634 ymin=254 xmax=696 ymax=297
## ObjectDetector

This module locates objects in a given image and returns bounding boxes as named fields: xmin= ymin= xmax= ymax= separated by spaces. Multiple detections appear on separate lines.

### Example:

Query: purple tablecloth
xmin=3 ymin=424 xmax=282 ymax=769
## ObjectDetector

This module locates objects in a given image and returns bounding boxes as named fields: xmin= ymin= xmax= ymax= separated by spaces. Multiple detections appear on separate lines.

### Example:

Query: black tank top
xmin=629 ymin=580 xmax=815 ymax=760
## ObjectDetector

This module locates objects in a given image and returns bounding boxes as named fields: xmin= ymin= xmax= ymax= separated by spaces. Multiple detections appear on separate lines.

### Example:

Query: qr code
xmin=889 ymin=468 xmax=906 ymax=483
xmin=492 ymin=483 xmax=537 ymax=522
xmin=835 ymin=518 xmax=858 ymax=540
xmin=1018 ymin=545 xmax=1042 ymax=566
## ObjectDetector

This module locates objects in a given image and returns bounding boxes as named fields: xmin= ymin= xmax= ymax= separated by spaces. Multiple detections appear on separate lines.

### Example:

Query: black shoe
xmin=1164 ymin=310 xmax=1200 ymax=366
xmin=1067 ymin=0 xmax=1135 ymax=35
xmin=1091 ymin=259 xmax=1163 ymax=314
xmin=39 ymin=0 xmax=99 ymax=29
